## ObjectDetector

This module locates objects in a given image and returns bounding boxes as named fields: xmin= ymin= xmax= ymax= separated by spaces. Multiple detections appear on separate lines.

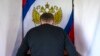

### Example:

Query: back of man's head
xmin=40 ymin=13 xmax=54 ymax=25
xmin=40 ymin=13 xmax=54 ymax=21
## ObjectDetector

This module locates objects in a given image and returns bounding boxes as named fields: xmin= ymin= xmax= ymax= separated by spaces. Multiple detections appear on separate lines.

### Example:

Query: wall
xmin=0 ymin=0 xmax=21 ymax=56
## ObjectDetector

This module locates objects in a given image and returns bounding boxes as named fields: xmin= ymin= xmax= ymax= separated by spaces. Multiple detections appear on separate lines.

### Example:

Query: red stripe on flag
xmin=69 ymin=24 xmax=74 ymax=43
xmin=22 ymin=0 xmax=27 ymax=7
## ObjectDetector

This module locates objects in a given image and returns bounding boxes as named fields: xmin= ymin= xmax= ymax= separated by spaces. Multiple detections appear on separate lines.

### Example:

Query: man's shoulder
xmin=52 ymin=25 xmax=64 ymax=31
xmin=28 ymin=24 xmax=64 ymax=32
xmin=28 ymin=26 xmax=39 ymax=32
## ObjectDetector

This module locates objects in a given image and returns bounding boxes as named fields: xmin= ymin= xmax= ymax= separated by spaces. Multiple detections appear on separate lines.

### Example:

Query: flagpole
xmin=72 ymin=0 xmax=74 ymax=10
xmin=72 ymin=0 xmax=74 ymax=44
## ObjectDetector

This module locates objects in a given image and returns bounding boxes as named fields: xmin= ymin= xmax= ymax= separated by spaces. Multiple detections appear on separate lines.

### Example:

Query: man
xmin=16 ymin=13 xmax=79 ymax=56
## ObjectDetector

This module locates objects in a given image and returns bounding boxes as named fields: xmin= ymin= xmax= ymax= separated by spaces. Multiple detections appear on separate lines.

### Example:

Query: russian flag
xmin=64 ymin=9 xmax=74 ymax=43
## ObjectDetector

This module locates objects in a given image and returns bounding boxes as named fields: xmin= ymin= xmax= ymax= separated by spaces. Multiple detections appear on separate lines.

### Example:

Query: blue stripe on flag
xmin=64 ymin=10 xmax=74 ymax=34
xmin=23 ymin=0 xmax=35 ymax=20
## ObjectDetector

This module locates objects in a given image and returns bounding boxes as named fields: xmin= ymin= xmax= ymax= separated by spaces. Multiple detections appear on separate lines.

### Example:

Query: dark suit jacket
xmin=16 ymin=24 xmax=79 ymax=56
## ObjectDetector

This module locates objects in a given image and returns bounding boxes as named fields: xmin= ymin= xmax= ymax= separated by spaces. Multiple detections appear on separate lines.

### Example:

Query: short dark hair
xmin=40 ymin=13 xmax=54 ymax=21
